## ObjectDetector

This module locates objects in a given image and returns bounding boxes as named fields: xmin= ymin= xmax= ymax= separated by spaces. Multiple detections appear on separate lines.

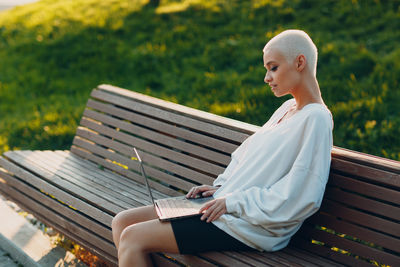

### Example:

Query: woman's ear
xmin=296 ymin=54 xmax=307 ymax=72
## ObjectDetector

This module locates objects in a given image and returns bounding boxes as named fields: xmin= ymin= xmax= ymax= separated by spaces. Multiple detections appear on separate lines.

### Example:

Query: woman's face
xmin=263 ymin=48 xmax=300 ymax=97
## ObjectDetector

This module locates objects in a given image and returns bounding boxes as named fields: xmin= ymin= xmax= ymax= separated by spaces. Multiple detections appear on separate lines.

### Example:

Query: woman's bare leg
xmin=118 ymin=219 xmax=179 ymax=267
xmin=111 ymin=205 xmax=158 ymax=250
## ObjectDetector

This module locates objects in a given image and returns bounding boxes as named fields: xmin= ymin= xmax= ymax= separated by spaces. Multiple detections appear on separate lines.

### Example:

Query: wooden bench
xmin=0 ymin=84 xmax=399 ymax=267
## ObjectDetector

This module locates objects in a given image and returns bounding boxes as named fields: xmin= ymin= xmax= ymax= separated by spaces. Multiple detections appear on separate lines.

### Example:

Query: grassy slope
xmin=0 ymin=0 xmax=399 ymax=160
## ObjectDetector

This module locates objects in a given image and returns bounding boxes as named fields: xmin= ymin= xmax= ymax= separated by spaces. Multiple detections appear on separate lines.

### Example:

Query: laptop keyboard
xmin=157 ymin=198 xmax=200 ymax=217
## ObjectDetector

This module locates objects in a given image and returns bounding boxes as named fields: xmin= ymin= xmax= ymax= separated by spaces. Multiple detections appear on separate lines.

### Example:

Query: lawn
xmin=0 ymin=0 xmax=399 ymax=160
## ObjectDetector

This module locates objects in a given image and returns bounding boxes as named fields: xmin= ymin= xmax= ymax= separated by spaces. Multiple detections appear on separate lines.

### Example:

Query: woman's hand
xmin=186 ymin=185 xmax=220 ymax=199
xmin=199 ymin=197 xmax=227 ymax=223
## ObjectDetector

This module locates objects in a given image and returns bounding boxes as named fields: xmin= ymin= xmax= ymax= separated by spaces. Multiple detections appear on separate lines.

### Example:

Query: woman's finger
xmin=206 ymin=205 xmax=223 ymax=223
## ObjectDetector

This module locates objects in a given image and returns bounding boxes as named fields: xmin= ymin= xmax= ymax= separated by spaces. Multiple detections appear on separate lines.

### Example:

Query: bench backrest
xmin=72 ymin=84 xmax=400 ymax=266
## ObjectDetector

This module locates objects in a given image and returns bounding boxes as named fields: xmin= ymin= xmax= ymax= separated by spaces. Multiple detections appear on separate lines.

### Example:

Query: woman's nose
xmin=264 ymin=72 xmax=272 ymax=83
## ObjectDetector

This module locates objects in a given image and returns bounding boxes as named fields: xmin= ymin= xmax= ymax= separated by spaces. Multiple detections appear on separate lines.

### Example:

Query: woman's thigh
xmin=120 ymin=219 xmax=180 ymax=254
xmin=113 ymin=205 xmax=158 ymax=228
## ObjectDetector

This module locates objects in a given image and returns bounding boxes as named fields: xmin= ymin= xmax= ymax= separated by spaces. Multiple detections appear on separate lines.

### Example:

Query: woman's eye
xmin=271 ymin=66 xmax=278 ymax=71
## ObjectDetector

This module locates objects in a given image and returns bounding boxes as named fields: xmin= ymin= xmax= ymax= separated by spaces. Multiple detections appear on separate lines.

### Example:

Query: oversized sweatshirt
xmin=212 ymin=98 xmax=333 ymax=252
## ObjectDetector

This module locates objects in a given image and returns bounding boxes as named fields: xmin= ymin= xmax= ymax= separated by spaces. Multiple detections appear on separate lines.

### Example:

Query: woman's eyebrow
xmin=264 ymin=61 xmax=277 ymax=68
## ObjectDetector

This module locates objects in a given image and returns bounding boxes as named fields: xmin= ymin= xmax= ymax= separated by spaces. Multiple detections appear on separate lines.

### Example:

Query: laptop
xmin=133 ymin=147 xmax=214 ymax=221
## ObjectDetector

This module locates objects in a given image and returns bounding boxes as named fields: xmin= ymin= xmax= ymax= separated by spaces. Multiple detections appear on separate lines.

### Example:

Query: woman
xmin=112 ymin=29 xmax=333 ymax=267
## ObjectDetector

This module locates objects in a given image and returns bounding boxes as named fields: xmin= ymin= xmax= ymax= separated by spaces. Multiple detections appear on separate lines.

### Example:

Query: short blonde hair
xmin=263 ymin=30 xmax=318 ymax=76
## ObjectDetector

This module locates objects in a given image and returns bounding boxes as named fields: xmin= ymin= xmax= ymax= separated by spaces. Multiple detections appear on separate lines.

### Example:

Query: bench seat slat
xmin=237 ymin=251 xmax=285 ymax=266
xmin=73 ymin=134 xmax=213 ymax=189
xmin=283 ymin=247 xmax=344 ymax=267
xmin=18 ymin=151 xmax=144 ymax=209
xmin=163 ymin=254 xmax=218 ymax=267
xmin=54 ymin=150 xmax=166 ymax=201
xmin=0 ymin=155 xmax=114 ymax=226
xmin=92 ymin=87 xmax=251 ymax=143
xmin=6 ymin=151 xmax=126 ymax=214
xmin=0 ymin=168 xmax=113 ymax=243
xmin=87 ymin=99 xmax=239 ymax=154
xmin=79 ymin=116 xmax=226 ymax=176
xmin=83 ymin=108 xmax=231 ymax=167
xmin=0 ymin=182 xmax=118 ymax=264
xmin=221 ymin=251 xmax=278 ymax=267
xmin=39 ymin=151 xmax=153 ymax=206
xmin=196 ymin=251 xmax=255 ymax=266
xmin=272 ymin=250 xmax=320 ymax=267
xmin=328 ymin=173 xmax=399 ymax=205
xmin=71 ymin=146 xmax=181 ymax=197
xmin=325 ymin=186 xmax=400 ymax=221
xmin=299 ymin=224 xmax=400 ymax=266
xmin=291 ymin=237 xmax=374 ymax=267
xmin=72 ymin=136 xmax=202 ymax=191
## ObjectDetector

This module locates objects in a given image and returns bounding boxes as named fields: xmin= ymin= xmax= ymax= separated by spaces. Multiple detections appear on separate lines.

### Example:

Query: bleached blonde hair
xmin=263 ymin=30 xmax=318 ymax=77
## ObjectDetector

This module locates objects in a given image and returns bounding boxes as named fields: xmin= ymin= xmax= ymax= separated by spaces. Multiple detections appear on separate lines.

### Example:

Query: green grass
xmin=0 ymin=0 xmax=399 ymax=160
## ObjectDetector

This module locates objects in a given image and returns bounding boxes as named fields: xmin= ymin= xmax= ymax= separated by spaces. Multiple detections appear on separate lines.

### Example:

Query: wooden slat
xmin=17 ymin=150 xmax=139 ymax=209
xmin=238 ymin=251 xmax=287 ymax=266
xmin=308 ymin=212 xmax=400 ymax=253
xmin=331 ymin=147 xmax=400 ymax=174
xmin=52 ymin=150 xmax=162 ymax=202
xmin=272 ymin=250 xmax=320 ymax=267
xmin=72 ymin=135 xmax=200 ymax=192
xmin=283 ymin=247 xmax=344 ymax=267
xmin=330 ymin=158 xmax=400 ymax=188
xmin=328 ymin=173 xmax=400 ymax=205
xmin=0 ymin=168 xmax=113 ymax=243
xmin=83 ymin=107 xmax=231 ymax=166
xmin=97 ymin=84 xmax=258 ymax=140
xmin=163 ymin=254 xmax=218 ymax=267
xmin=71 ymin=146 xmax=180 ymax=197
xmin=320 ymin=200 xmax=399 ymax=237
xmin=73 ymin=133 xmax=213 ymax=189
xmin=151 ymin=253 xmax=183 ymax=267
xmin=299 ymin=225 xmax=400 ymax=266
xmin=324 ymin=186 xmax=400 ymax=221
xmin=291 ymin=237 xmax=373 ymax=267
xmin=79 ymin=115 xmax=226 ymax=176
xmin=5 ymin=151 xmax=125 ymax=215
xmin=87 ymin=98 xmax=239 ymax=154
xmin=196 ymin=251 xmax=254 ymax=266
xmin=220 ymin=251 xmax=275 ymax=267
xmin=92 ymin=89 xmax=250 ymax=143
xmin=30 ymin=151 xmax=147 ymax=208
xmin=0 ymin=181 xmax=117 ymax=261
xmin=0 ymin=155 xmax=114 ymax=226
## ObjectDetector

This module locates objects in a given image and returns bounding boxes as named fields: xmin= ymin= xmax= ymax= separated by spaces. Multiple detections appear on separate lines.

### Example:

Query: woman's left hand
xmin=199 ymin=197 xmax=227 ymax=223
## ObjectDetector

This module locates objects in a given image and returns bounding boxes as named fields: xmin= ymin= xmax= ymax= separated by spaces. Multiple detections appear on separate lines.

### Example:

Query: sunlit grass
xmin=0 ymin=0 xmax=398 ymax=161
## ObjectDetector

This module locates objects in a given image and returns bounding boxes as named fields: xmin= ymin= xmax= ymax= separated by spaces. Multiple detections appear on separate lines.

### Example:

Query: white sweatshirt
xmin=212 ymin=98 xmax=333 ymax=252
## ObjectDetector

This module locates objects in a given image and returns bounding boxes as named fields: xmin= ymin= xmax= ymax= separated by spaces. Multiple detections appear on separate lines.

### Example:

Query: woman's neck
xmin=292 ymin=76 xmax=324 ymax=110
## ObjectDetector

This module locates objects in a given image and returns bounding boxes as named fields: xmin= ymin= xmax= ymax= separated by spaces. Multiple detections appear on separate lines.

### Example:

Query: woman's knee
xmin=119 ymin=224 xmax=146 ymax=251
xmin=111 ymin=210 xmax=128 ymax=232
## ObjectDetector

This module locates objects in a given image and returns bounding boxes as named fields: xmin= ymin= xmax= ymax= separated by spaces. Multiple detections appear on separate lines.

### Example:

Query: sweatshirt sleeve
xmin=224 ymin=111 xmax=332 ymax=227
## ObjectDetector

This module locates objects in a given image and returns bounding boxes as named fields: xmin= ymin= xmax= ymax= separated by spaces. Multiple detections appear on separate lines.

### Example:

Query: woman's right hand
xmin=186 ymin=185 xmax=220 ymax=199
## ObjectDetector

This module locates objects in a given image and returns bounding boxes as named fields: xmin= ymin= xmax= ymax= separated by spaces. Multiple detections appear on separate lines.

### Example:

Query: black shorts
xmin=170 ymin=215 xmax=254 ymax=254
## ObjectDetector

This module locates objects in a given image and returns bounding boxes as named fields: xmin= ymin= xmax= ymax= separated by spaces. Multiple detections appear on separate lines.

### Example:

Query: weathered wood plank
xmin=71 ymin=146 xmax=181 ymax=197
xmin=87 ymin=98 xmax=239 ymax=154
xmin=328 ymin=173 xmax=399 ymax=205
xmin=0 ymin=155 xmax=114 ymax=226
xmin=82 ymin=108 xmax=231 ymax=166
xmin=325 ymin=186 xmax=400 ymax=221
xmin=0 ymin=168 xmax=113 ymax=243
xmin=307 ymin=212 xmax=400 ymax=253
